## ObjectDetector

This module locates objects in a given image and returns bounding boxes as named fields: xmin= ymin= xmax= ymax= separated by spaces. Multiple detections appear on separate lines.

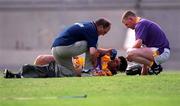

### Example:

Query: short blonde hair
xmin=122 ymin=10 xmax=136 ymax=21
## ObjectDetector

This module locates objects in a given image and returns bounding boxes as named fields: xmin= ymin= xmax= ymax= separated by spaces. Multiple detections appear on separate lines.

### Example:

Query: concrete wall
xmin=0 ymin=10 xmax=127 ymax=50
xmin=0 ymin=10 xmax=128 ymax=70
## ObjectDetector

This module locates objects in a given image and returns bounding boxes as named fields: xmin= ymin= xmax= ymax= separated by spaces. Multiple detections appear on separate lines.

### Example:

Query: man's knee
xmin=126 ymin=49 xmax=135 ymax=62
xmin=126 ymin=48 xmax=139 ymax=62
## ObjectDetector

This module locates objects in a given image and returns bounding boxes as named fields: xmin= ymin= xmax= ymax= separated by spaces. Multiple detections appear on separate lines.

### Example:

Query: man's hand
xmin=132 ymin=39 xmax=142 ymax=48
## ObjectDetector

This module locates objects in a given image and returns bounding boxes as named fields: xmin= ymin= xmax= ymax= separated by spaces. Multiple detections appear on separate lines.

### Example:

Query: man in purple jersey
xmin=51 ymin=18 xmax=111 ymax=77
xmin=121 ymin=10 xmax=170 ymax=75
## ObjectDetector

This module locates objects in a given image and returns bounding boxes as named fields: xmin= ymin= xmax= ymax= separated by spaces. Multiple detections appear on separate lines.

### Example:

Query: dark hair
xmin=95 ymin=18 xmax=111 ymax=28
xmin=110 ymin=69 xmax=117 ymax=75
xmin=122 ymin=10 xmax=136 ymax=20
xmin=118 ymin=56 xmax=128 ymax=72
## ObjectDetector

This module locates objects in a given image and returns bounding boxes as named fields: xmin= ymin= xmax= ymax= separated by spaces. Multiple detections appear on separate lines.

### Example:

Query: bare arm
xmin=89 ymin=47 xmax=98 ymax=68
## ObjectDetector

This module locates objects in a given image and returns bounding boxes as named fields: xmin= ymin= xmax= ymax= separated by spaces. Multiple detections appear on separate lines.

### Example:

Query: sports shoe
xmin=126 ymin=65 xmax=142 ymax=75
xmin=81 ymin=69 xmax=91 ymax=73
xmin=148 ymin=69 xmax=153 ymax=75
xmin=151 ymin=65 xmax=163 ymax=75
xmin=3 ymin=69 xmax=15 ymax=78
xmin=3 ymin=69 xmax=22 ymax=78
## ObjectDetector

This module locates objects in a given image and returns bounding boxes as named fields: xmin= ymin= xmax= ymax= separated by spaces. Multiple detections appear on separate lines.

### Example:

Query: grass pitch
xmin=0 ymin=71 xmax=180 ymax=106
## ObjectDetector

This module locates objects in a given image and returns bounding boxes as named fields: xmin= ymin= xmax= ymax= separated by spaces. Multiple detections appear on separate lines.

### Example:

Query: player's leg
xmin=141 ymin=65 xmax=149 ymax=75
xmin=127 ymin=48 xmax=170 ymax=75
xmin=126 ymin=47 xmax=160 ymax=75
xmin=3 ymin=69 xmax=22 ymax=78
xmin=151 ymin=48 xmax=170 ymax=74
xmin=34 ymin=55 xmax=55 ymax=65
xmin=52 ymin=48 xmax=77 ymax=77
xmin=154 ymin=48 xmax=170 ymax=65
xmin=131 ymin=47 xmax=163 ymax=74
xmin=21 ymin=64 xmax=55 ymax=78
xmin=52 ymin=41 xmax=87 ymax=76
xmin=126 ymin=48 xmax=154 ymax=66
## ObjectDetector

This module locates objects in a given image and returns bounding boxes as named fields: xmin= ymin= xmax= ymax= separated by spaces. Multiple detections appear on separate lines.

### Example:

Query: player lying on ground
xmin=33 ymin=52 xmax=158 ymax=76
xmin=4 ymin=49 xmax=128 ymax=78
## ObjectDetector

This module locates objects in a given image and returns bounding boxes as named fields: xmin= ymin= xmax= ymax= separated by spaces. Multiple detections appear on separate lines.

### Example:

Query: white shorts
xmin=151 ymin=48 xmax=170 ymax=65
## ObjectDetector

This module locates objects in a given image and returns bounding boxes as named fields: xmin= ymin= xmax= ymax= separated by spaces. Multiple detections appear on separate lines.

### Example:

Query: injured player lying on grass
xmin=3 ymin=49 xmax=128 ymax=78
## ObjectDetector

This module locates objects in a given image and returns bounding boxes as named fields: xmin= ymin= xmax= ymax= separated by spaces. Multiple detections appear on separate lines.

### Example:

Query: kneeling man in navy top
xmin=51 ymin=18 xmax=111 ymax=77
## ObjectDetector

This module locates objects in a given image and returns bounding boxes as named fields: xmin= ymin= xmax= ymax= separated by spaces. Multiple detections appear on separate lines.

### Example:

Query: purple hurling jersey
xmin=135 ymin=18 xmax=170 ymax=54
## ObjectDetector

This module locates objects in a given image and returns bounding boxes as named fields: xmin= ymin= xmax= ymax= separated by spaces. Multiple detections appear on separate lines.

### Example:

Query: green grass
xmin=0 ymin=71 xmax=180 ymax=106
